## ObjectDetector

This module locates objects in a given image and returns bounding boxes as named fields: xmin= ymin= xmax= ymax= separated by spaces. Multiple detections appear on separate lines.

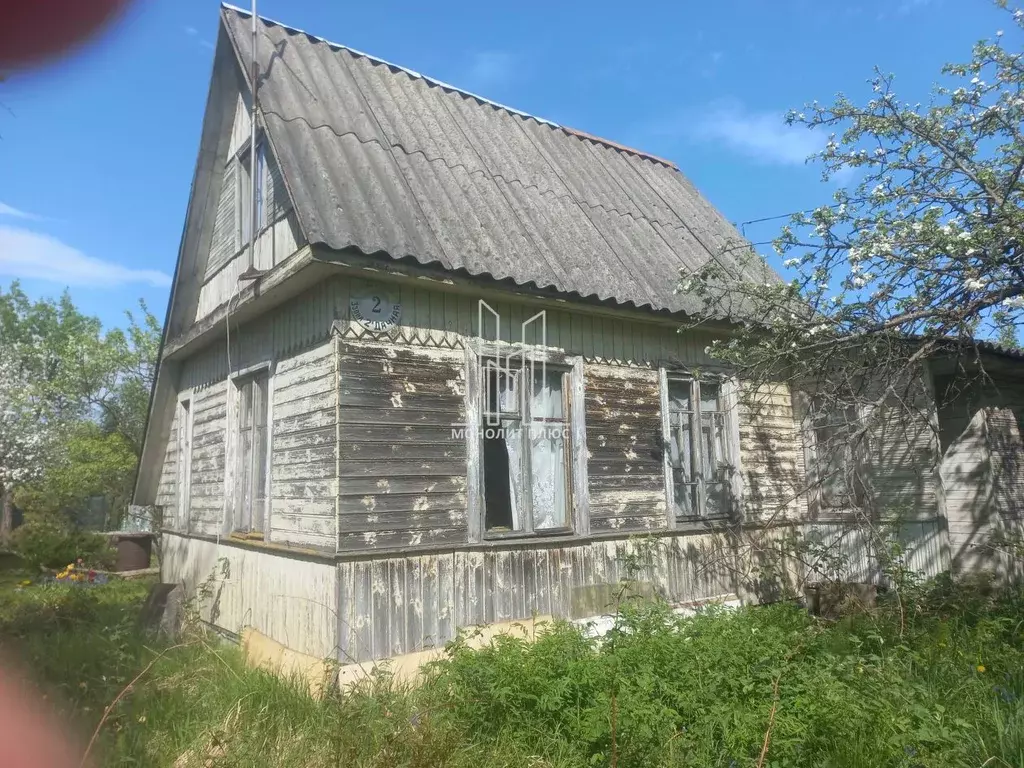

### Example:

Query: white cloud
xmin=464 ymin=51 xmax=516 ymax=90
xmin=0 ymin=226 xmax=171 ymax=288
xmin=690 ymin=103 xmax=822 ymax=165
xmin=184 ymin=26 xmax=198 ymax=36
xmin=0 ymin=202 xmax=41 ymax=220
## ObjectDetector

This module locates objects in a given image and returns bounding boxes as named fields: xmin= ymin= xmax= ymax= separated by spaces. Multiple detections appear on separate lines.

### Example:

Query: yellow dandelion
xmin=977 ymin=665 xmax=986 ymax=673
xmin=18 ymin=579 xmax=31 ymax=587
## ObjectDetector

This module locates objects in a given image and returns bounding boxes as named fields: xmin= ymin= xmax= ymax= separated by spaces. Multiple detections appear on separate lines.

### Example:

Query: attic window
xmin=236 ymin=141 xmax=267 ymax=247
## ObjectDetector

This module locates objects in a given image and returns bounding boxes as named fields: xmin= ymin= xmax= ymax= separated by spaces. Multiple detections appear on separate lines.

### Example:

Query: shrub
xmin=11 ymin=512 xmax=116 ymax=571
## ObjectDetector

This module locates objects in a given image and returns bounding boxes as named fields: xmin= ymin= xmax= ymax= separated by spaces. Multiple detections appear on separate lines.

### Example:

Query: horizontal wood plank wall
xmin=163 ymin=532 xmax=338 ymax=659
xmin=337 ymin=534 xmax=739 ymax=662
xmin=336 ymin=338 xmax=468 ymax=552
xmin=188 ymin=380 xmax=228 ymax=535
xmin=328 ymin=277 xmax=719 ymax=367
xmin=271 ymin=340 xmax=337 ymax=550
xmin=805 ymin=519 xmax=949 ymax=584
xmin=584 ymin=364 xmax=667 ymax=533
xmin=866 ymin=389 xmax=941 ymax=520
xmin=196 ymin=213 xmax=304 ymax=321
xmin=157 ymin=281 xmax=341 ymax=538
xmin=738 ymin=383 xmax=807 ymax=522
xmin=155 ymin=408 xmax=179 ymax=525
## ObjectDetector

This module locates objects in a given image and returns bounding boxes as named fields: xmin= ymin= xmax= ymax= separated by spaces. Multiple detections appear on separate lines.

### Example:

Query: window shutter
xmin=206 ymin=159 xmax=237 ymax=277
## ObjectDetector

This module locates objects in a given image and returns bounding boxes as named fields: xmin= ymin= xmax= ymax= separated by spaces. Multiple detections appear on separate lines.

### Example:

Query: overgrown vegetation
xmin=0 ymin=281 xmax=161 ymax=542
xmin=1 ymin=564 xmax=1022 ymax=767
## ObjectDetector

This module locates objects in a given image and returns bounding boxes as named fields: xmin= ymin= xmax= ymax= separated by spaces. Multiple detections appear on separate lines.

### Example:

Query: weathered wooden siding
xmin=336 ymin=338 xmax=468 ymax=552
xmin=941 ymin=407 xmax=1024 ymax=578
xmin=328 ymin=276 xmax=719 ymax=368
xmin=584 ymin=364 xmax=667 ymax=533
xmin=271 ymin=340 xmax=338 ymax=550
xmin=864 ymin=390 xmax=941 ymax=520
xmin=197 ymin=213 xmax=304 ymax=320
xmin=804 ymin=519 xmax=949 ymax=585
xmin=163 ymin=532 xmax=337 ymax=659
xmin=187 ymin=379 xmax=228 ymax=535
xmin=739 ymin=383 xmax=806 ymax=522
xmin=155 ymin=408 xmax=179 ymax=525
xmin=337 ymin=534 xmax=739 ymax=662
xmin=197 ymin=90 xmax=304 ymax=320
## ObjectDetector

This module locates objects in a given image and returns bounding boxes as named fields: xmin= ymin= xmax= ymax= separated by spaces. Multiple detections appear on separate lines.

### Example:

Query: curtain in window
xmin=497 ymin=373 xmax=525 ymax=530
xmin=530 ymin=370 xmax=568 ymax=529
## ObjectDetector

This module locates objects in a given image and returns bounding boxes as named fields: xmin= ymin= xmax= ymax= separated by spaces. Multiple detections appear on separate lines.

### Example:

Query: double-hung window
xmin=232 ymin=370 xmax=269 ymax=534
xmin=476 ymin=356 xmax=575 ymax=536
xmin=663 ymin=374 xmax=734 ymax=520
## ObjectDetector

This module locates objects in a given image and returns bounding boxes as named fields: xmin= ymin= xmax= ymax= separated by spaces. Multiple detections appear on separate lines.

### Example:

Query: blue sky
xmin=0 ymin=0 xmax=1010 ymax=331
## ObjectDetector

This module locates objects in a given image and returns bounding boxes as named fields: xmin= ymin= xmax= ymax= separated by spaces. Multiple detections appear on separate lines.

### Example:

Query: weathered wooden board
xmin=584 ymin=364 xmax=668 ymax=532
xmin=336 ymin=339 xmax=468 ymax=552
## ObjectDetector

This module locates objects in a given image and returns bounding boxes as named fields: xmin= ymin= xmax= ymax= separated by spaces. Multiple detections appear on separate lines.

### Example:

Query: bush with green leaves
xmin=11 ymin=512 xmax=116 ymax=571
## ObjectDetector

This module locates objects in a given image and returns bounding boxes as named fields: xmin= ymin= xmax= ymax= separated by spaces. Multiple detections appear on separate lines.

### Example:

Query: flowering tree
xmin=682 ymin=5 xmax=1024 ymax=585
xmin=0 ymin=283 xmax=161 ymax=542
xmin=0 ymin=343 xmax=48 ymax=514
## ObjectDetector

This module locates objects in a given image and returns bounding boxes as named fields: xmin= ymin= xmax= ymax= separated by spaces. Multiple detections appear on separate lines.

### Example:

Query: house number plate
xmin=350 ymin=288 xmax=402 ymax=332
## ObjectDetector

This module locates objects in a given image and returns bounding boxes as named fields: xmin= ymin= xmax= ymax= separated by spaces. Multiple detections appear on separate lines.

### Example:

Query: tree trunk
xmin=0 ymin=484 xmax=12 ymax=548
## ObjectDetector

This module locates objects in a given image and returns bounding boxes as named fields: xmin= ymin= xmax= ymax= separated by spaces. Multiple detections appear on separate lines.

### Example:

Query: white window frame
xmin=176 ymin=394 xmax=193 ymax=532
xmin=797 ymin=393 xmax=868 ymax=518
xmin=659 ymin=369 xmax=741 ymax=524
xmin=465 ymin=344 xmax=589 ymax=542
xmin=226 ymin=362 xmax=273 ymax=537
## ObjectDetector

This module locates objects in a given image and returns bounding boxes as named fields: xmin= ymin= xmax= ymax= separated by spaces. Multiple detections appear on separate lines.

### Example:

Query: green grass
xmin=1 ymin=571 xmax=1023 ymax=767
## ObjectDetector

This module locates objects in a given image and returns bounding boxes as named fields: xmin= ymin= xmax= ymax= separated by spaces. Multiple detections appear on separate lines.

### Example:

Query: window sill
xmin=483 ymin=526 xmax=574 ymax=542
xmin=230 ymin=531 xmax=265 ymax=542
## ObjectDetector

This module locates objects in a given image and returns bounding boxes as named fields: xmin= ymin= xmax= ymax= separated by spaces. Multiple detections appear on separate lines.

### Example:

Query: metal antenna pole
xmin=247 ymin=0 xmax=258 ymax=274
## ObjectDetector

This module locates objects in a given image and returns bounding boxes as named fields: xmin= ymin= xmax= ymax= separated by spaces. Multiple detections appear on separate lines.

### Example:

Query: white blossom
xmin=964 ymin=278 xmax=987 ymax=291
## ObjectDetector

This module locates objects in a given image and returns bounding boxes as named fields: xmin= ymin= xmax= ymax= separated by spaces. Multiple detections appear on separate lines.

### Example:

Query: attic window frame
xmin=234 ymin=136 xmax=269 ymax=252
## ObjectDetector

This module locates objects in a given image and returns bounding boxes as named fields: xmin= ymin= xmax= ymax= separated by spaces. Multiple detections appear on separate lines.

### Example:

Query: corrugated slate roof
xmin=220 ymin=5 xmax=777 ymax=318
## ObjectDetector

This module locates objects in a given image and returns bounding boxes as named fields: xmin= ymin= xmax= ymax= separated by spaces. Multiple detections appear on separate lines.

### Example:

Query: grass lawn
xmin=0 ymin=563 xmax=1023 ymax=767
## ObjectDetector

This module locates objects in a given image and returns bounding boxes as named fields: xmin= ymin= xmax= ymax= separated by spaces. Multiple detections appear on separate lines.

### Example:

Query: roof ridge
xmin=219 ymin=3 xmax=677 ymax=169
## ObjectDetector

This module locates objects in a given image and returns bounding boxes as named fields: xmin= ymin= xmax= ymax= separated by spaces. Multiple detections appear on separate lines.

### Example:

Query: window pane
xmin=667 ymin=379 xmax=692 ymax=412
xmin=483 ymin=361 xmax=518 ymax=417
xmin=238 ymin=154 xmax=252 ymax=244
xmin=256 ymin=144 xmax=266 ymax=230
xmin=238 ymin=425 xmax=253 ymax=530
xmin=530 ymin=367 xmax=564 ymax=419
xmin=706 ymin=482 xmax=726 ymax=517
xmin=483 ymin=419 xmax=525 ymax=531
xmin=531 ymin=432 xmax=568 ymax=529
xmin=252 ymin=374 xmax=269 ymax=532
xmin=700 ymin=382 xmax=721 ymax=412
xmin=239 ymin=379 xmax=253 ymax=427
xmin=673 ymin=475 xmax=697 ymax=517
xmin=669 ymin=411 xmax=693 ymax=481
xmin=700 ymin=412 xmax=726 ymax=482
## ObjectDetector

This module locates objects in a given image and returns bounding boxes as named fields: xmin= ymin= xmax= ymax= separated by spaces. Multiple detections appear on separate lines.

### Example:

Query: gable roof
xmin=219 ymin=5 xmax=776 ymax=320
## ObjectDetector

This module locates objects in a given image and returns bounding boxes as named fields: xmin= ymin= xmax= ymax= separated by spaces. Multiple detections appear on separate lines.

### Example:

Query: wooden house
xmin=135 ymin=5 xmax=1024 ymax=665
